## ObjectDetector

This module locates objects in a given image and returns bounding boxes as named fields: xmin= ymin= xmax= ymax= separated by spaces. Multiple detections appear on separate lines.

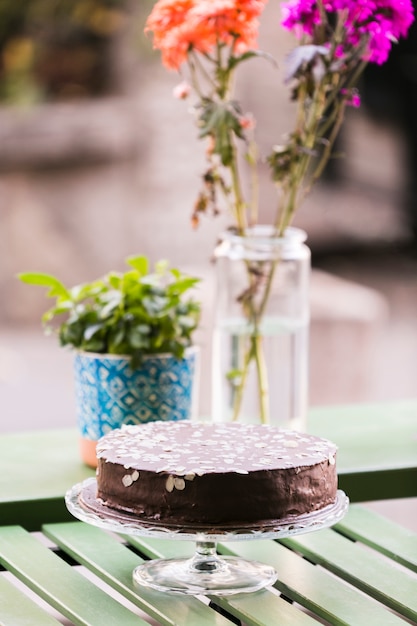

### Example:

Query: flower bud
xmin=173 ymin=81 xmax=191 ymax=100
xmin=239 ymin=113 xmax=256 ymax=130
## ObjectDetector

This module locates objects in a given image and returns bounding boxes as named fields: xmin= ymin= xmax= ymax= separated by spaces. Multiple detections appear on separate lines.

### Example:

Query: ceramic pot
xmin=74 ymin=346 xmax=199 ymax=467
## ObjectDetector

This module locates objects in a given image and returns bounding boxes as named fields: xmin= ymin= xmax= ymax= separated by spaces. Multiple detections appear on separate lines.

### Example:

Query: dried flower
xmin=239 ymin=113 xmax=256 ymax=130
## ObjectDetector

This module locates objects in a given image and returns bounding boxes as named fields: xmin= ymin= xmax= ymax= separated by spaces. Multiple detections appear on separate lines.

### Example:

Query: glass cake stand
xmin=66 ymin=477 xmax=349 ymax=596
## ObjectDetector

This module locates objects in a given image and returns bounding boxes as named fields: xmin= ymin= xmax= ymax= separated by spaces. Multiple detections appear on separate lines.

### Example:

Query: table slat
xmin=335 ymin=504 xmax=417 ymax=572
xmin=0 ymin=526 xmax=149 ymax=626
xmin=280 ymin=526 xmax=417 ymax=623
xmin=217 ymin=536 xmax=408 ymax=626
xmin=43 ymin=521 xmax=235 ymax=626
xmin=211 ymin=589 xmax=319 ymax=626
xmin=0 ymin=576 xmax=62 ymax=626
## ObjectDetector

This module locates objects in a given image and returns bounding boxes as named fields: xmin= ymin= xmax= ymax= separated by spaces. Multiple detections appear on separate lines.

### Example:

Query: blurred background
xmin=0 ymin=1 xmax=416 ymax=447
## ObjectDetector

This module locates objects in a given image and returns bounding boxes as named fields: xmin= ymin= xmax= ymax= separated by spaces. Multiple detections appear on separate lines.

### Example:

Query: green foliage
xmin=18 ymin=256 xmax=201 ymax=367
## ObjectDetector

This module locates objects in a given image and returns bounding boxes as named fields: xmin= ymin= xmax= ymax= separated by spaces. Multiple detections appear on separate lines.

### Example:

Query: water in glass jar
xmin=212 ymin=315 xmax=308 ymax=429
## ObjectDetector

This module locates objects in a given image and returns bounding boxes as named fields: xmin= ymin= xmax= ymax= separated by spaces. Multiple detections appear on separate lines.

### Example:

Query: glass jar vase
xmin=211 ymin=225 xmax=310 ymax=430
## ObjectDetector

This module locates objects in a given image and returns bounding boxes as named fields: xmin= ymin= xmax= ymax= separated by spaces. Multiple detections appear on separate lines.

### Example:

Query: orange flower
xmin=144 ymin=0 xmax=196 ymax=69
xmin=145 ymin=0 xmax=268 ymax=70
xmin=145 ymin=0 xmax=194 ymax=39
xmin=189 ymin=0 xmax=260 ymax=52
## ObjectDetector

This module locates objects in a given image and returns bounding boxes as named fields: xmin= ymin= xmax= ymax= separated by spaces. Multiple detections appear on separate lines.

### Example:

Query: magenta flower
xmin=341 ymin=88 xmax=361 ymax=107
xmin=281 ymin=0 xmax=322 ymax=35
xmin=281 ymin=0 xmax=414 ymax=65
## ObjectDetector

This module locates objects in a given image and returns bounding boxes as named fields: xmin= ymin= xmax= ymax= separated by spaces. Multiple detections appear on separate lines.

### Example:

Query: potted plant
xmin=19 ymin=255 xmax=201 ymax=467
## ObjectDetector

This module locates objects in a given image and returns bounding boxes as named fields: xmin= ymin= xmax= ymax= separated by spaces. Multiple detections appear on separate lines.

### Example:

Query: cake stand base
xmin=133 ymin=539 xmax=277 ymax=595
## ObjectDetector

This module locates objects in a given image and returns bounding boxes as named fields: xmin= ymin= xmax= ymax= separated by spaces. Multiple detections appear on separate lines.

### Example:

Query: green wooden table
xmin=1 ymin=399 xmax=416 ymax=530
xmin=0 ymin=505 xmax=416 ymax=625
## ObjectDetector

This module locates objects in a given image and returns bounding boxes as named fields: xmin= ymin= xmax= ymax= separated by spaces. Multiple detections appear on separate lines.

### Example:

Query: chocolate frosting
xmin=96 ymin=422 xmax=338 ymax=526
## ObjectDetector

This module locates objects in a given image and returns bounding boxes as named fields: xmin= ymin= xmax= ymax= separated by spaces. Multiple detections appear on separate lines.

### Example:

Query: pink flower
xmin=350 ymin=93 xmax=361 ymax=108
xmin=173 ymin=81 xmax=191 ymax=99
xmin=338 ymin=0 xmax=415 ymax=64
xmin=281 ymin=0 xmax=321 ymax=36
xmin=341 ymin=88 xmax=361 ymax=107
xmin=239 ymin=113 xmax=256 ymax=129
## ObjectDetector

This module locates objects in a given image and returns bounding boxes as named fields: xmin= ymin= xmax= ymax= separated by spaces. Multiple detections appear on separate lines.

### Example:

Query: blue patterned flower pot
xmin=74 ymin=347 xmax=199 ymax=466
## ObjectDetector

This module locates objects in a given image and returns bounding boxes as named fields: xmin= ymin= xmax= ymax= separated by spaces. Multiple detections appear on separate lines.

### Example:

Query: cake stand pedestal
xmin=66 ymin=478 xmax=349 ymax=596
xmin=133 ymin=537 xmax=278 ymax=595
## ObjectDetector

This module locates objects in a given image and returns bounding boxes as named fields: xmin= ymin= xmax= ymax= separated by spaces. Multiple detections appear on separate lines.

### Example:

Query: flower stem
xmin=232 ymin=333 xmax=254 ymax=421
xmin=229 ymin=141 xmax=247 ymax=233
xmin=253 ymin=333 xmax=270 ymax=423
xmin=231 ymin=315 xmax=270 ymax=425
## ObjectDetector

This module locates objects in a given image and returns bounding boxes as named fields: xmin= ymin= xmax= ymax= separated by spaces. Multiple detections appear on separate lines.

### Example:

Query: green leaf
xmin=122 ymin=270 xmax=141 ymax=286
xmin=228 ymin=49 xmax=277 ymax=71
xmin=170 ymin=268 xmax=181 ymax=279
xmin=109 ymin=325 xmax=126 ymax=349
xmin=83 ymin=323 xmax=105 ymax=342
xmin=136 ymin=324 xmax=151 ymax=334
xmin=178 ymin=314 xmax=198 ymax=330
xmin=82 ymin=338 xmax=106 ymax=353
xmin=126 ymin=255 xmax=149 ymax=276
xmin=108 ymin=272 xmax=122 ymax=289
xmin=155 ymin=259 xmax=169 ymax=275
xmin=198 ymin=99 xmax=244 ymax=166
xmin=142 ymin=295 xmax=169 ymax=316
xmin=72 ymin=280 xmax=105 ymax=302
xmin=128 ymin=327 xmax=149 ymax=349
xmin=59 ymin=323 xmax=83 ymax=347
xmin=168 ymin=277 xmax=200 ymax=295
xmin=226 ymin=368 xmax=243 ymax=381
xmin=17 ymin=272 xmax=70 ymax=299
xmin=99 ymin=294 xmax=122 ymax=319
xmin=139 ymin=274 xmax=162 ymax=288
xmin=42 ymin=302 xmax=73 ymax=323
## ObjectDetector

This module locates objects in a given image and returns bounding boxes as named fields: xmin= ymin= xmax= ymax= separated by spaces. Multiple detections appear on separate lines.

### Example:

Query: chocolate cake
xmin=95 ymin=421 xmax=338 ymax=527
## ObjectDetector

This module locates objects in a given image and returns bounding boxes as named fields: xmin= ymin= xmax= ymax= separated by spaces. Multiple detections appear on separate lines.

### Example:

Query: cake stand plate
xmin=66 ymin=478 xmax=349 ymax=596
